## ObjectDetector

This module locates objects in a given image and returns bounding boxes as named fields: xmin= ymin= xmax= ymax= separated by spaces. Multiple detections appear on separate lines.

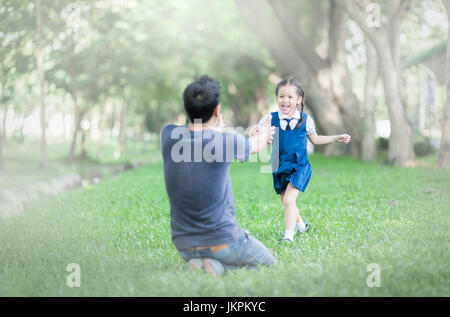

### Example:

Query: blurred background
xmin=0 ymin=0 xmax=449 ymax=209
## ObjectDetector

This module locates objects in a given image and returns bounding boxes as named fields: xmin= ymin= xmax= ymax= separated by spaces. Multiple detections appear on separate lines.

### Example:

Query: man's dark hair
xmin=183 ymin=75 xmax=221 ymax=123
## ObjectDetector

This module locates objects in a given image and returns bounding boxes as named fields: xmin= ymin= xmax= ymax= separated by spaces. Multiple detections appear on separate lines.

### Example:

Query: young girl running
xmin=252 ymin=76 xmax=351 ymax=243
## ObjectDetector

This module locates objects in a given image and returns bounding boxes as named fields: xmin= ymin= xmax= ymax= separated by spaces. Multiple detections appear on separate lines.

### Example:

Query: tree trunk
xmin=235 ymin=0 xmax=352 ymax=156
xmin=361 ymin=37 xmax=378 ymax=162
xmin=377 ymin=42 xmax=416 ymax=166
xmin=112 ymin=101 xmax=120 ymax=159
xmin=80 ymin=129 xmax=87 ymax=159
xmin=61 ymin=95 xmax=68 ymax=142
xmin=67 ymin=93 xmax=84 ymax=164
xmin=68 ymin=128 xmax=78 ymax=164
xmin=98 ymin=103 xmax=106 ymax=159
xmin=17 ymin=114 xmax=25 ymax=143
xmin=118 ymin=101 xmax=127 ymax=151
xmin=342 ymin=0 xmax=417 ymax=166
xmin=68 ymin=128 xmax=79 ymax=164
xmin=0 ymin=82 xmax=6 ymax=169
xmin=388 ymin=0 xmax=412 ymax=102
xmin=328 ymin=0 xmax=362 ymax=157
xmin=2 ymin=104 xmax=8 ymax=144
xmin=139 ymin=118 xmax=146 ymax=142
xmin=439 ymin=0 xmax=450 ymax=168
xmin=36 ymin=0 xmax=47 ymax=169
xmin=80 ymin=113 xmax=90 ymax=160
xmin=0 ymin=120 xmax=4 ymax=170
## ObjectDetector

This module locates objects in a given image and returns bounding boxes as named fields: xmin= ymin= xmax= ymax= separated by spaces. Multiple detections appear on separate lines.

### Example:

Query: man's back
xmin=161 ymin=124 xmax=250 ymax=250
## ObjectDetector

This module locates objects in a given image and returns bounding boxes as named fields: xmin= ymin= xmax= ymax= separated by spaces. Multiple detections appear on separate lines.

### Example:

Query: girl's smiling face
xmin=277 ymin=85 xmax=302 ymax=117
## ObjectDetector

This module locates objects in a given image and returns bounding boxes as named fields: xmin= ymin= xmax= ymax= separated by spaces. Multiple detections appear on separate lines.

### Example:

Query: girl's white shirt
xmin=258 ymin=110 xmax=316 ymax=135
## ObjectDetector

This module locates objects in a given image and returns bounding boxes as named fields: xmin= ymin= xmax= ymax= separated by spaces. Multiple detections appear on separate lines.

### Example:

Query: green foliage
xmin=1 ymin=0 xmax=276 ymax=137
xmin=376 ymin=137 xmax=389 ymax=151
xmin=0 ymin=155 xmax=448 ymax=296
xmin=414 ymin=135 xmax=436 ymax=157
xmin=1 ymin=0 xmax=448 ymax=150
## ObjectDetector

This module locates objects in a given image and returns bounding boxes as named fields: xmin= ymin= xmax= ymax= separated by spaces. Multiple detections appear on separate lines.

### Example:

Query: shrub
xmin=414 ymin=135 xmax=435 ymax=157
xmin=376 ymin=137 xmax=389 ymax=151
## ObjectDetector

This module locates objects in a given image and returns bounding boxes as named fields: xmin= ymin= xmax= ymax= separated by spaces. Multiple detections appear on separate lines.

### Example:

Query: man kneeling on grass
xmin=161 ymin=75 xmax=277 ymax=276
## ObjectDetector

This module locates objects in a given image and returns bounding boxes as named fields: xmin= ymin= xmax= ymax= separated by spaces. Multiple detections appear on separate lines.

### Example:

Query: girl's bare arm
xmin=307 ymin=133 xmax=351 ymax=146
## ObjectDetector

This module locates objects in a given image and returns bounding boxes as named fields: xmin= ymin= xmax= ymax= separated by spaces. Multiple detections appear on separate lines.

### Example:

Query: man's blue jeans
xmin=177 ymin=230 xmax=277 ymax=272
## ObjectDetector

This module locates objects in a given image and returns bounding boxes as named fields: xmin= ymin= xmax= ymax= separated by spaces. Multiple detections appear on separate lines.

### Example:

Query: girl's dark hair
xmin=183 ymin=75 xmax=221 ymax=123
xmin=275 ymin=75 xmax=305 ymax=129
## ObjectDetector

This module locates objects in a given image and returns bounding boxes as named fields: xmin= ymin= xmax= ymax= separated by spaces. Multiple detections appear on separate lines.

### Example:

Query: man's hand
xmin=257 ymin=125 xmax=275 ymax=144
xmin=249 ymin=115 xmax=275 ymax=154
xmin=215 ymin=114 xmax=225 ymax=128
xmin=209 ymin=114 xmax=226 ymax=133
xmin=250 ymin=125 xmax=261 ymax=136
xmin=250 ymin=114 xmax=272 ymax=136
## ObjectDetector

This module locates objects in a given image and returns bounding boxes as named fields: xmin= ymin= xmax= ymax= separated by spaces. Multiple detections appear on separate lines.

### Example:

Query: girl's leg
xmin=280 ymin=189 xmax=302 ymax=225
xmin=282 ymin=183 xmax=301 ymax=232
xmin=280 ymin=183 xmax=303 ymax=231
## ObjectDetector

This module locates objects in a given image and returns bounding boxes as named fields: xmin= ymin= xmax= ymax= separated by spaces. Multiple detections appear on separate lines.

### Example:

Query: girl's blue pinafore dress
xmin=270 ymin=112 xmax=312 ymax=194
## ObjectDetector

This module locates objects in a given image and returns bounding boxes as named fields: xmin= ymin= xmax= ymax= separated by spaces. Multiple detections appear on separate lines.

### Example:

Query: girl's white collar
xmin=278 ymin=109 xmax=300 ymax=120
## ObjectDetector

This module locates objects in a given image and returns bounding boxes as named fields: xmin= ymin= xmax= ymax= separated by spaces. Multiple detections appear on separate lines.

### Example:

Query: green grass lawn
xmin=0 ymin=154 xmax=449 ymax=296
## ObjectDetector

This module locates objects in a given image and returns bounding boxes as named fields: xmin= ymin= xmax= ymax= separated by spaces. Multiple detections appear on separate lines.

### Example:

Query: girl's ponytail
xmin=295 ymin=83 xmax=305 ymax=129
xmin=296 ymin=99 xmax=304 ymax=129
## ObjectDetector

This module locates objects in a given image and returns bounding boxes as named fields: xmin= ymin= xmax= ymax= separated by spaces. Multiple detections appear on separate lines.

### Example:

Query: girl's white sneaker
xmin=296 ymin=222 xmax=311 ymax=234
